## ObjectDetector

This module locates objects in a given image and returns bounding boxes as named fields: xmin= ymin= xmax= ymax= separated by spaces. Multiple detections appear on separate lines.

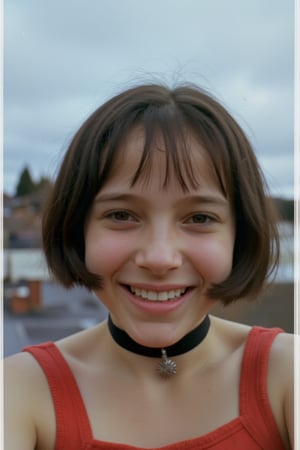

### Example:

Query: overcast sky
xmin=4 ymin=0 xmax=295 ymax=198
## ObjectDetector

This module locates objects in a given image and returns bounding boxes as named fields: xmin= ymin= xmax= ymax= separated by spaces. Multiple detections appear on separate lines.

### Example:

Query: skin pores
xmin=84 ymin=128 xmax=235 ymax=348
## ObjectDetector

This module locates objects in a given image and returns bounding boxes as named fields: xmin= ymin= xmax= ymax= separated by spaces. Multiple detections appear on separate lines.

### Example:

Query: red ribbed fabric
xmin=23 ymin=326 xmax=287 ymax=449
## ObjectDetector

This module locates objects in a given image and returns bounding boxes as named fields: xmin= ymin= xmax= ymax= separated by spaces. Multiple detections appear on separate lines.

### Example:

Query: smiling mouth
xmin=127 ymin=286 xmax=188 ymax=302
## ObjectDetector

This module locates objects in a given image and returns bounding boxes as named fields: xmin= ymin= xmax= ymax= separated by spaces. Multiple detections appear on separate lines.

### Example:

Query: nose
xmin=134 ymin=227 xmax=183 ymax=275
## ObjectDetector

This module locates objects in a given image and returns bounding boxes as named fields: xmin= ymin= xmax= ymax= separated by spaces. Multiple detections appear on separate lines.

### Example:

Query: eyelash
xmin=105 ymin=210 xmax=215 ymax=226
xmin=105 ymin=210 xmax=136 ymax=222
xmin=185 ymin=213 xmax=215 ymax=225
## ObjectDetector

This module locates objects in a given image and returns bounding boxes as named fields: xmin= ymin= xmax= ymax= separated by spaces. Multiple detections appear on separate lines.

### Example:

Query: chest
xmin=37 ymin=358 xmax=241 ymax=450
xmin=66 ymin=356 xmax=241 ymax=447
xmin=34 ymin=336 xmax=288 ymax=450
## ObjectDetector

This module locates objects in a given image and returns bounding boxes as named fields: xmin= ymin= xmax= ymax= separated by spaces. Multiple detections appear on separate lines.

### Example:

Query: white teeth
xmin=129 ymin=286 xmax=186 ymax=301
xmin=168 ymin=290 xmax=176 ymax=299
xmin=158 ymin=291 xmax=168 ymax=301
xmin=148 ymin=291 xmax=157 ymax=300
xmin=134 ymin=287 xmax=141 ymax=296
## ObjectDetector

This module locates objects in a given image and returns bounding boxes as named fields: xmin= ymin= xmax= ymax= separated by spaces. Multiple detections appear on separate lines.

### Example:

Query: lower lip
xmin=123 ymin=286 xmax=192 ymax=315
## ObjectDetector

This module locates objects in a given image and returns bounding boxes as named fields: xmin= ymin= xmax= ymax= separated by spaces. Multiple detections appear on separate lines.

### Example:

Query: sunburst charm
xmin=157 ymin=349 xmax=177 ymax=377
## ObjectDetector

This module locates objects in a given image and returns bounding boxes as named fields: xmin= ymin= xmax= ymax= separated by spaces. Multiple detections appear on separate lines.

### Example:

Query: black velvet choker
xmin=107 ymin=314 xmax=211 ymax=378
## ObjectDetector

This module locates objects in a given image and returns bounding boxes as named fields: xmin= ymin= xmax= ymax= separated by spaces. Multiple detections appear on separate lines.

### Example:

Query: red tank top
xmin=23 ymin=326 xmax=287 ymax=450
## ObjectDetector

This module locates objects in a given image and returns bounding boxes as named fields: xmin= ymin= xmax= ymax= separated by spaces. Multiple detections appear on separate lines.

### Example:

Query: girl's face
xmin=85 ymin=128 xmax=235 ymax=348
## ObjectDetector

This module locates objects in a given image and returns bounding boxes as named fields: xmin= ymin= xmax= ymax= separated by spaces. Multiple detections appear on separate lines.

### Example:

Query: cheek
xmin=188 ymin=238 xmax=234 ymax=283
xmin=85 ymin=234 xmax=132 ymax=276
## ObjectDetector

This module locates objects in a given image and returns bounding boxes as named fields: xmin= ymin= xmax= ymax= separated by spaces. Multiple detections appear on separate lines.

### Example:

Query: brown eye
xmin=111 ymin=211 xmax=132 ymax=221
xmin=189 ymin=214 xmax=212 ymax=224
xmin=106 ymin=210 xmax=137 ymax=222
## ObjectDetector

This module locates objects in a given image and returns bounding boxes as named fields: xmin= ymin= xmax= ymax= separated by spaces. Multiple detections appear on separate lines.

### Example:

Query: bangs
xmin=99 ymin=103 xmax=228 ymax=195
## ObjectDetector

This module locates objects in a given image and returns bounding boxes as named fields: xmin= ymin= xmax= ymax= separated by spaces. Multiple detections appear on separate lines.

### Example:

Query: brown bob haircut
xmin=42 ymin=82 xmax=280 ymax=304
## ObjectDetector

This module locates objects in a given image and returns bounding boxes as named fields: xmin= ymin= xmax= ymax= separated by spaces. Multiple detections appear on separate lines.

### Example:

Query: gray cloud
xmin=4 ymin=0 xmax=295 ymax=197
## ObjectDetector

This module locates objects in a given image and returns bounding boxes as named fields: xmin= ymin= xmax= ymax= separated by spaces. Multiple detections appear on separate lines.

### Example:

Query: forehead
xmin=104 ymin=126 xmax=225 ymax=194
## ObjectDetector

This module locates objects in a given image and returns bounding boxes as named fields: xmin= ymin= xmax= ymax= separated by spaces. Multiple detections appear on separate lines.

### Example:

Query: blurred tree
xmin=15 ymin=167 xmax=53 ymax=197
xmin=15 ymin=166 xmax=35 ymax=196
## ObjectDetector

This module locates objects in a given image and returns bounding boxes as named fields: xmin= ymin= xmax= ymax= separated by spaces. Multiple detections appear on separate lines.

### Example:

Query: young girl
xmin=4 ymin=83 xmax=294 ymax=449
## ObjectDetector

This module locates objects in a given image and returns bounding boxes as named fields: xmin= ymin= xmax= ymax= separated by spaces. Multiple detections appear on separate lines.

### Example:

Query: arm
xmin=284 ymin=370 xmax=294 ymax=450
xmin=4 ymin=353 xmax=40 ymax=450
xmin=283 ymin=334 xmax=295 ymax=450
xmin=269 ymin=332 xmax=295 ymax=450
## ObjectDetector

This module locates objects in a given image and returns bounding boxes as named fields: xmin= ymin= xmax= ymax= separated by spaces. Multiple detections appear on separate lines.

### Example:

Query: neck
xmin=107 ymin=315 xmax=211 ymax=378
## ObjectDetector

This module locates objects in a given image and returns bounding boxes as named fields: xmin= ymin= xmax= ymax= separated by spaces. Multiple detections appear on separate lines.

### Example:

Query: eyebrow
xmin=94 ymin=192 xmax=228 ymax=207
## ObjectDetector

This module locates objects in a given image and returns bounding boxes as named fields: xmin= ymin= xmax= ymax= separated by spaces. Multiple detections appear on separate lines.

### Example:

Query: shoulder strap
xmin=239 ymin=327 xmax=286 ymax=449
xmin=23 ymin=342 xmax=93 ymax=450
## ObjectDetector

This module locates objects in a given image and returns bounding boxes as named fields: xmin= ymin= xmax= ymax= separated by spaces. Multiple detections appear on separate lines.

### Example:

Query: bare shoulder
xmin=268 ymin=331 xmax=294 ymax=449
xmin=4 ymin=351 xmax=46 ymax=406
xmin=5 ymin=348 xmax=41 ymax=373
xmin=268 ymin=331 xmax=294 ymax=389
xmin=211 ymin=317 xmax=294 ymax=388
xmin=4 ymin=350 xmax=51 ymax=395
xmin=269 ymin=330 xmax=294 ymax=380
xmin=4 ymin=352 xmax=55 ymax=450
xmin=268 ymin=331 xmax=294 ymax=404
xmin=4 ymin=353 xmax=40 ymax=450
xmin=211 ymin=317 xmax=294 ymax=447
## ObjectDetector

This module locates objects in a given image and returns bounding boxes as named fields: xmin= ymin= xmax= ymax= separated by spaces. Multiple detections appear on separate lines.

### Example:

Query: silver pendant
xmin=156 ymin=349 xmax=177 ymax=377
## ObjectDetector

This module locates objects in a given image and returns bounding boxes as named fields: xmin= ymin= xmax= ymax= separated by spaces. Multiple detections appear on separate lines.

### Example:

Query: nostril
xmin=134 ymin=249 xmax=182 ymax=273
